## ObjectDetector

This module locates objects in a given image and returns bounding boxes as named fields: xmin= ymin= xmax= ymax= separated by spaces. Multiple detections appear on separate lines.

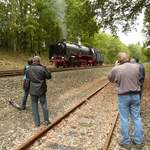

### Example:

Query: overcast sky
xmin=118 ymin=12 xmax=146 ymax=45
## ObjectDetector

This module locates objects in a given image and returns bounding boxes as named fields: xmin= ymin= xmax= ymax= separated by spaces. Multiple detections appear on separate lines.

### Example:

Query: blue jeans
xmin=118 ymin=94 xmax=143 ymax=144
xmin=31 ymin=94 xmax=49 ymax=126
xmin=21 ymin=89 xmax=29 ymax=109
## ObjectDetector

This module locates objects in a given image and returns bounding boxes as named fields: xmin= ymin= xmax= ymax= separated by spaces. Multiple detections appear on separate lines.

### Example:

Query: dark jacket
xmin=139 ymin=63 xmax=145 ymax=86
xmin=28 ymin=64 xmax=51 ymax=95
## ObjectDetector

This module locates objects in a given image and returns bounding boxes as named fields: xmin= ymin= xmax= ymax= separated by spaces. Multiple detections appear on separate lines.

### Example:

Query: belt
xmin=118 ymin=91 xmax=140 ymax=95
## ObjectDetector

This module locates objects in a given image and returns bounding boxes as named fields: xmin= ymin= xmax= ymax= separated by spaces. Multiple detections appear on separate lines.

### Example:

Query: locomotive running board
xmin=9 ymin=100 xmax=22 ymax=110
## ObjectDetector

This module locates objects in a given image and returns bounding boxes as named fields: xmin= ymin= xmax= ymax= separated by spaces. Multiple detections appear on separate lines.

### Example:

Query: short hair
xmin=135 ymin=58 xmax=139 ymax=63
xmin=117 ymin=52 xmax=129 ymax=63
xmin=33 ymin=56 xmax=41 ymax=64
xmin=27 ymin=58 xmax=33 ymax=65
xmin=131 ymin=57 xmax=139 ymax=63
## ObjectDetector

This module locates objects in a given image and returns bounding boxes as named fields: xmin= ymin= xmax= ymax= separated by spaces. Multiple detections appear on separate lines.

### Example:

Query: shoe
xmin=17 ymin=104 xmax=26 ymax=110
xmin=43 ymin=121 xmax=51 ymax=126
xmin=16 ymin=105 xmax=24 ymax=111
xmin=20 ymin=106 xmax=26 ymax=110
xmin=35 ymin=124 xmax=40 ymax=128
xmin=119 ymin=141 xmax=131 ymax=149
xmin=132 ymin=140 xmax=144 ymax=149
xmin=22 ymin=106 xmax=26 ymax=110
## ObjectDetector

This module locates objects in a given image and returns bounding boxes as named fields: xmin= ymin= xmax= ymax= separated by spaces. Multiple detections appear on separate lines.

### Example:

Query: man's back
xmin=29 ymin=64 xmax=51 ymax=95
xmin=108 ymin=62 xmax=141 ymax=94
xmin=29 ymin=56 xmax=51 ymax=127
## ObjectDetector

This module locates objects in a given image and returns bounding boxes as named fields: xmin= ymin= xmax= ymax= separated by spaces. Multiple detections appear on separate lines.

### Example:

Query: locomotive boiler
xmin=48 ymin=42 xmax=103 ymax=68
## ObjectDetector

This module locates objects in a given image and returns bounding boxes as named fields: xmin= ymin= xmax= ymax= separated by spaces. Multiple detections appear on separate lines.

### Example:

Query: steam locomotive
xmin=48 ymin=42 xmax=104 ymax=68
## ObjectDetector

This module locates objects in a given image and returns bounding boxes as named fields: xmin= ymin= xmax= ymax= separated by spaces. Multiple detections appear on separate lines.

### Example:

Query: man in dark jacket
xmin=130 ymin=57 xmax=145 ymax=99
xmin=28 ymin=56 xmax=51 ymax=127
xmin=135 ymin=58 xmax=145 ymax=99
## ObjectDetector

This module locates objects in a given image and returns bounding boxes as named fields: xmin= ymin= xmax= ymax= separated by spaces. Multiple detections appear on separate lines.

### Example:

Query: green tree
xmin=144 ymin=9 xmax=150 ymax=46
xmin=128 ymin=44 xmax=142 ymax=60
xmin=0 ymin=0 xmax=63 ymax=52
xmin=91 ymin=0 xmax=150 ymax=33
xmin=0 ymin=0 xmax=19 ymax=51
xmin=1 ymin=0 xmax=150 ymax=58
xmin=142 ymin=47 xmax=150 ymax=61
xmin=89 ymin=32 xmax=128 ymax=63
xmin=65 ymin=0 xmax=98 ymax=42
xmin=0 ymin=2 xmax=8 ymax=47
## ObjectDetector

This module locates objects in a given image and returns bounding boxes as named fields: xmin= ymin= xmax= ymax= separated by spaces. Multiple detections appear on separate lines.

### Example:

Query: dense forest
xmin=0 ymin=0 xmax=150 ymax=63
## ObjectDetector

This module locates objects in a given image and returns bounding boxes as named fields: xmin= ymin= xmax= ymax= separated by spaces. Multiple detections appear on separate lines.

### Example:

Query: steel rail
xmin=14 ymin=81 xmax=110 ymax=150
xmin=102 ymin=112 xmax=119 ymax=150
xmin=0 ymin=65 xmax=113 ymax=77
xmin=87 ymin=81 xmax=110 ymax=100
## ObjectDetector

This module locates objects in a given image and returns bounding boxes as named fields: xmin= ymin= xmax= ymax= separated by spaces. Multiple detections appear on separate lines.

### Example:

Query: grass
xmin=0 ymin=49 xmax=51 ymax=70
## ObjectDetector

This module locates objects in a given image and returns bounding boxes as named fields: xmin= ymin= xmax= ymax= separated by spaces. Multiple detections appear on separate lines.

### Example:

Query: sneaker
xmin=19 ymin=106 xmax=26 ymax=110
xmin=15 ymin=105 xmax=24 ymax=111
xmin=35 ymin=124 xmax=40 ymax=128
xmin=43 ymin=121 xmax=51 ymax=126
xmin=132 ymin=140 xmax=144 ymax=149
xmin=119 ymin=141 xmax=131 ymax=149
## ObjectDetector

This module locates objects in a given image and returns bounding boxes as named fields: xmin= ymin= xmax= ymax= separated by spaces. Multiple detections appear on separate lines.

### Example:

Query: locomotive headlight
xmin=62 ymin=57 xmax=64 ymax=59
xmin=51 ymin=57 xmax=54 ymax=59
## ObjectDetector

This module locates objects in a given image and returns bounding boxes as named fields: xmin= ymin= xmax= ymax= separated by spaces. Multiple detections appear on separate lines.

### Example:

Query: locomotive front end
xmin=49 ymin=42 xmax=67 ymax=68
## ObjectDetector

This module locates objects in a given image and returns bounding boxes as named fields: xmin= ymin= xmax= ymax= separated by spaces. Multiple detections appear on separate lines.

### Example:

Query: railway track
xmin=13 ymin=81 xmax=119 ymax=150
xmin=102 ymin=112 xmax=119 ymax=150
xmin=1 ymin=67 xmax=149 ymax=150
xmin=0 ymin=65 xmax=112 ymax=77
xmin=0 ymin=67 xmax=113 ymax=149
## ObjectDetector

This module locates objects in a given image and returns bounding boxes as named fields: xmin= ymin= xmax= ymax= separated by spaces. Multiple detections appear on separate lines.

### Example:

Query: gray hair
xmin=33 ymin=56 xmax=41 ymax=64
xmin=117 ymin=52 xmax=129 ymax=63
xmin=130 ymin=58 xmax=136 ymax=63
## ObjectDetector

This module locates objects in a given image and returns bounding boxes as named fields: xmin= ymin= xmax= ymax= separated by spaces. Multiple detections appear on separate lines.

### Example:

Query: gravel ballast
xmin=0 ymin=67 xmax=111 ymax=149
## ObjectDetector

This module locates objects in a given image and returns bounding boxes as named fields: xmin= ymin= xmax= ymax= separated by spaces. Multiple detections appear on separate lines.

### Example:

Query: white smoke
xmin=52 ymin=0 xmax=67 ymax=39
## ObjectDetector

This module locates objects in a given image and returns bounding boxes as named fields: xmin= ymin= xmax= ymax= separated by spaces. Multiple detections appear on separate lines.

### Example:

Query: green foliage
xmin=144 ymin=8 xmax=150 ymax=46
xmin=127 ymin=44 xmax=149 ymax=62
xmin=0 ymin=0 xmax=99 ymax=52
xmin=0 ymin=0 xmax=149 ymax=62
xmin=0 ymin=0 xmax=63 ymax=52
xmin=92 ymin=0 xmax=150 ymax=33
xmin=142 ymin=47 xmax=150 ymax=61
xmin=128 ymin=44 xmax=142 ymax=60
xmin=65 ymin=0 xmax=98 ymax=42
xmin=90 ymin=33 xmax=128 ymax=63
